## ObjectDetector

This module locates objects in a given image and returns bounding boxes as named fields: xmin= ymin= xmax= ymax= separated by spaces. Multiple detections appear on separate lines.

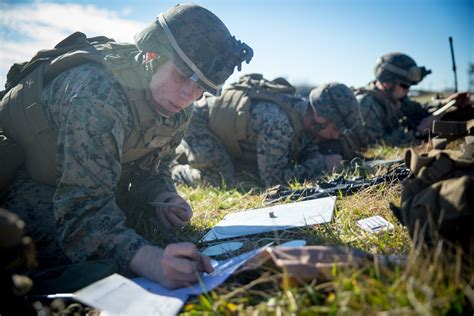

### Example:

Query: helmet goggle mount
xmin=382 ymin=63 xmax=432 ymax=84
xmin=157 ymin=13 xmax=253 ymax=94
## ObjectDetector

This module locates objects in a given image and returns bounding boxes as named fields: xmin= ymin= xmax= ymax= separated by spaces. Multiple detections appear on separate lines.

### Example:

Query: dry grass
xmin=173 ymin=179 xmax=472 ymax=314
xmin=165 ymin=144 xmax=473 ymax=315
xmin=45 ymin=143 xmax=470 ymax=315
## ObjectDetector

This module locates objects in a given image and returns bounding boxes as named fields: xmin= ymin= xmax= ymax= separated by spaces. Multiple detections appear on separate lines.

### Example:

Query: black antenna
xmin=449 ymin=36 xmax=458 ymax=93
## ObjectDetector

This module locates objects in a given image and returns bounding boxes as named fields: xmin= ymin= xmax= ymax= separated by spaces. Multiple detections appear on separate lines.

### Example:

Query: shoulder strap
xmin=209 ymin=88 xmax=250 ymax=157
xmin=233 ymin=74 xmax=304 ymax=143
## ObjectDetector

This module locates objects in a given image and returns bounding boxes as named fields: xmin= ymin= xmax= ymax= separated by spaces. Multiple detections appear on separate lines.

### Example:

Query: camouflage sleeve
xmin=359 ymin=94 xmax=410 ymax=146
xmin=43 ymin=64 xmax=150 ymax=272
xmin=400 ymin=97 xmax=430 ymax=130
xmin=250 ymin=102 xmax=325 ymax=187
xmin=359 ymin=94 xmax=390 ymax=142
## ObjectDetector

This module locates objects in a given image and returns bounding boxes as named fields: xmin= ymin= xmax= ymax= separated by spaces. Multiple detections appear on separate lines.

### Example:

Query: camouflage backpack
xmin=208 ymin=73 xmax=304 ymax=158
xmin=0 ymin=32 xmax=115 ymax=197
xmin=390 ymin=119 xmax=474 ymax=254
xmin=0 ymin=32 xmax=182 ymax=192
xmin=0 ymin=32 xmax=115 ymax=100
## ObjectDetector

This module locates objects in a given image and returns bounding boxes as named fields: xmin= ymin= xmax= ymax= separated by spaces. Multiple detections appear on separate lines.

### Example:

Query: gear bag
xmin=390 ymin=119 xmax=474 ymax=253
xmin=208 ymin=73 xmax=304 ymax=158
xmin=1 ymin=32 xmax=113 ymax=100
xmin=1 ymin=32 xmax=181 ymax=189
xmin=0 ymin=32 xmax=113 ymax=193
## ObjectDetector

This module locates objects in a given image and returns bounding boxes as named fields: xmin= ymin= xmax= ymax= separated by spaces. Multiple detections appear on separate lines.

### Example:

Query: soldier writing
xmin=0 ymin=4 xmax=252 ymax=290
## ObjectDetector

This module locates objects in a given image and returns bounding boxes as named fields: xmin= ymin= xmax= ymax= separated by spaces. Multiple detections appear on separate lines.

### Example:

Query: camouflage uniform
xmin=357 ymin=81 xmax=430 ymax=145
xmin=4 ymin=63 xmax=190 ymax=272
xmin=309 ymin=82 xmax=368 ymax=160
xmin=172 ymin=93 xmax=330 ymax=188
xmin=357 ymin=52 xmax=432 ymax=146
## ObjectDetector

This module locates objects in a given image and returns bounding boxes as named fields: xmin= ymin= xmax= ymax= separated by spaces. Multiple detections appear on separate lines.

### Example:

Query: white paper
xmin=134 ymin=244 xmax=271 ymax=296
xmin=357 ymin=215 xmax=394 ymax=234
xmin=74 ymin=274 xmax=186 ymax=316
xmin=202 ymin=197 xmax=335 ymax=241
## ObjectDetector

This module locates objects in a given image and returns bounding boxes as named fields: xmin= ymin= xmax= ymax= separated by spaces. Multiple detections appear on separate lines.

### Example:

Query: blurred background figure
xmin=172 ymin=75 xmax=364 ymax=187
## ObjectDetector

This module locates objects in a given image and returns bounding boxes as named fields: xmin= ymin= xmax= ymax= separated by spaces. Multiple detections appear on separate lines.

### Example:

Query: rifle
xmin=264 ymin=164 xmax=410 ymax=205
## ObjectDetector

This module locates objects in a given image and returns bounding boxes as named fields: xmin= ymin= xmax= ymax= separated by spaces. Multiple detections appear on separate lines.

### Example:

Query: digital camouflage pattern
xmin=172 ymin=94 xmax=328 ymax=188
xmin=309 ymin=82 xmax=361 ymax=131
xmin=4 ymin=63 xmax=190 ymax=272
xmin=310 ymin=83 xmax=367 ymax=159
xmin=357 ymin=82 xmax=430 ymax=146
xmin=135 ymin=3 xmax=253 ymax=95
xmin=206 ymin=73 xmax=303 ymax=158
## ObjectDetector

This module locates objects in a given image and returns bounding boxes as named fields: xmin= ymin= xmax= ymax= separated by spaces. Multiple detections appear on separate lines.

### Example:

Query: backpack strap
xmin=208 ymin=88 xmax=249 ymax=157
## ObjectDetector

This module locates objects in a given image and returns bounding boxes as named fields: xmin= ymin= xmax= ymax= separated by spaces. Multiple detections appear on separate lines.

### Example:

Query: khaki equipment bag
xmin=390 ymin=119 xmax=474 ymax=254
xmin=242 ymin=246 xmax=406 ymax=285
xmin=0 ymin=32 xmax=115 ymax=194
xmin=208 ymin=73 xmax=304 ymax=158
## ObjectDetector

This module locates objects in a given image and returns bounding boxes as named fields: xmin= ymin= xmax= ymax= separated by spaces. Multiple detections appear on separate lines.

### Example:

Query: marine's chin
xmin=151 ymin=100 xmax=175 ymax=117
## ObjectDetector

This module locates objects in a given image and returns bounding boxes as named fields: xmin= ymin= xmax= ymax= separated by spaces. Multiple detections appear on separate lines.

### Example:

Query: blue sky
xmin=1 ymin=0 xmax=473 ymax=91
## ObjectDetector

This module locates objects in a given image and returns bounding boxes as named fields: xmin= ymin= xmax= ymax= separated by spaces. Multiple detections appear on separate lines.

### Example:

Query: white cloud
xmin=0 ymin=2 xmax=146 ymax=88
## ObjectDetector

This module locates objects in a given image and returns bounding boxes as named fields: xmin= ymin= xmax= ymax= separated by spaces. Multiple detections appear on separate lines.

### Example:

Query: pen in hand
xmin=160 ymin=242 xmax=214 ymax=287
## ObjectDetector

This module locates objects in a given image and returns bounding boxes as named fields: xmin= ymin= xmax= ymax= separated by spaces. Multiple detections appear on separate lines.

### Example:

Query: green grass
xmin=151 ymin=144 xmax=473 ymax=315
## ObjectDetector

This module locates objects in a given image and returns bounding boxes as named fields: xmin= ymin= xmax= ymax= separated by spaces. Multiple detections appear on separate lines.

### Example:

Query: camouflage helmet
xmin=375 ymin=52 xmax=431 ymax=86
xmin=309 ymin=82 xmax=360 ymax=130
xmin=134 ymin=3 xmax=253 ymax=95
